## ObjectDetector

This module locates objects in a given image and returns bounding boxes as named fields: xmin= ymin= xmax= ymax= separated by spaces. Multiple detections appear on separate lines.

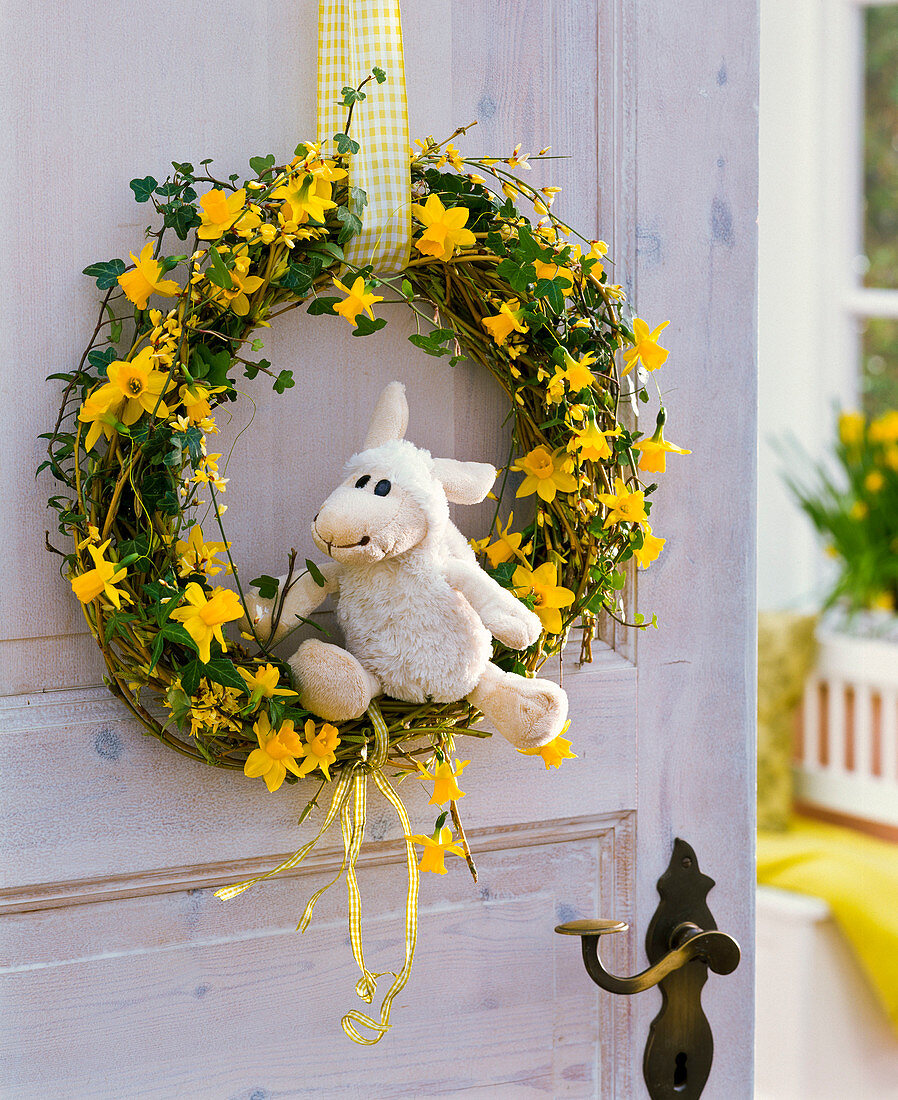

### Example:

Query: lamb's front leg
xmin=468 ymin=661 xmax=567 ymax=749
xmin=444 ymin=559 xmax=542 ymax=651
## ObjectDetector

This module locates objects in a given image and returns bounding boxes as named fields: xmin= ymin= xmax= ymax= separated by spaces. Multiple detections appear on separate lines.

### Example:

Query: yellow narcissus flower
xmin=211 ymin=252 xmax=264 ymax=317
xmin=332 ymin=276 xmax=384 ymax=325
xmin=419 ymin=758 xmax=470 ymax=805
xmin=237 ymin=662 xmax=298 ymax=702
xmin=197 ymin=188 xmax=261 ymax=241
xmin=117 ymin=242 xmax=180 ymax=309
xmin=475 ymin=512 xmax=532 ymax=569
xmin=297 ymin=719 xmax=341 ymax=780
xmin=597 ymin=477 xmax=648 ymax=528
xmin=513 ymin=445 xmax=578 ymax=503
xmin=174 ymin=524 xmax=230 ymax=578
xmin=533 ymin=260 xmax=575 ymax=295
xmin=869 ymin=410 xmax=898 ymax=445
xmin=632 ymin=524 xmax=666 ymax=568
xmin=622 ymin=318 xmax=670 ymax=376
xmin=71 ymin=539 xmax=130 ymax=608
xmin=405 ymin=826 xmax=465 ymax=875
xmin=519 ymin=731 xmax=577 ymax=769
xmin=411 ymin=194 xmax=476 ymax=261
xmin=272 ymin=173 xmax=336 ymax=225
xmin=567 ymin=418 xmax=620 ymax=462
xmin=179 ymin=382 xmax=225 ymax=424
xmin=635 ymin=432 xmax=691 ymax=473
xmin=243 ymin=712 xmax=304 ymax=792
xmin=169 ymin=582 xmax=244 ymax=663
xmin=839 ymin=410 xmax=865 ymax=447
xmin=562 ymin=350 xmax=598 ymax=392
xmin=512 ymin=562 xmax=575 ymax=635
xmin=865 ymin=470 xmax=886 ymax=493
xmin=483 ymin=298 xmax=529 ymax=346
xmin=78 ymin=347 xmax=176 ymax=449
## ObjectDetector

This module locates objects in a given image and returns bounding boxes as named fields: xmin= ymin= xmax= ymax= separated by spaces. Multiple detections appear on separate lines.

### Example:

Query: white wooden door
xmin=0 ymin=1 xmax=757 ymax=1096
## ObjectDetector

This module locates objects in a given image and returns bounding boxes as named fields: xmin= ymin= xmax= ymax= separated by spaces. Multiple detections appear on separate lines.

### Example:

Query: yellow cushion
xmin=758 ymin=815 xmax=898 ymax=1033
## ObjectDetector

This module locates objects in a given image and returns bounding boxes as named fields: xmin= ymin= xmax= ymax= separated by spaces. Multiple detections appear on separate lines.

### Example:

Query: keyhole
xmin=673 ymin=1051 xmax=688 ymax=1091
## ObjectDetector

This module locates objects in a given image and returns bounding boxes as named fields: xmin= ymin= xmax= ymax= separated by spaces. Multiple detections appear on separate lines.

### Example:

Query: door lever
xmin=555 ymin=838 xmax=740 ymax=1100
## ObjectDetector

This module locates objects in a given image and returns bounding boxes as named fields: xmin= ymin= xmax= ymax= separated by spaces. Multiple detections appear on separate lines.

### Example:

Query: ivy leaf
xmin=250 ymin=575 xmax=280 ymax=600
xmin=249 ymin=153 xmax=276 ymax=176
xmin=251 ymin=339 xmax=264 ymax=351
xmin=349 ymin=186 xmax=368 ymax=216
xmin=129 ymin=176 xmax=158 ymax=203
xmin=172 ymin=161 xmax=195 ymax=176
xmin=273 ymin=369 xmax=295 ymax=394
xmin=164 ymin=202 xmax=200 ymax=240
xmin=488 ymin=561 xmax=517 ymax=587
xmin=340 ymin=86 xmax=366 ymax=106
xmin=333 ymin=132 xmax=361 ymax=155
xmin=305 ymin=559 xmax=327 ymax=587
xmin=201 ymin=657 xmax=248 ymax=692
xmin=372 ymin=66 xmax=386 ymax=83
xmin=206 ymin=247 xmax=233 ymax=290
xmin=179 ymin=659 xmax=203 ymax=697
xmin=336 ymin=207 xmax=363 ymax=245
xmin=83 ymin=259 xmax=126 ymax=290
xmin=87 ymin=346 xmax=118 ymax=372
xmin=242 ymin=358 xmax=268 ymax=381
xmin=353 ymin=315 xmax=387 ymax=337
xmin=307 ymin=296 xmax=339 ymax=316
xmin=277 ymin=262 xmax=316 ymax=295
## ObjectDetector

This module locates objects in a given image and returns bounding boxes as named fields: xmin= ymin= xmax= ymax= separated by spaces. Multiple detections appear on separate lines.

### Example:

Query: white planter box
xmin=797 ymin=626 xmax=898 ymax=831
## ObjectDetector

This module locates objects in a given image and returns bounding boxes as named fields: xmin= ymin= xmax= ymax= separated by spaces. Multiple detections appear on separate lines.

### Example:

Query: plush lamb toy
xmin=249 ymin=381 xmax=568 ymax=750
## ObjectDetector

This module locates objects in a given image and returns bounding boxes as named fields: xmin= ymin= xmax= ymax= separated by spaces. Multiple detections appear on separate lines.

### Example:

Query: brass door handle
xmin=555 ymin=917 xmax=740 ymax=995
xmin=555 ymin=839 xmax=740 ymax=1100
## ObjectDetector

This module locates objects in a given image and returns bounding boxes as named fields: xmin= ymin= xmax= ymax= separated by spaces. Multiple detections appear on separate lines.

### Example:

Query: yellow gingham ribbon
xmin=317 ymin=0 xmax=411 ymax=274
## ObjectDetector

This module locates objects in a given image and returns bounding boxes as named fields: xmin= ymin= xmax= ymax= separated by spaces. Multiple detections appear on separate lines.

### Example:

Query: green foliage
xmin=130 ymin=176 xmax=158 ymax=203
xmin=83 ymin=259 xmax=126 ymax=289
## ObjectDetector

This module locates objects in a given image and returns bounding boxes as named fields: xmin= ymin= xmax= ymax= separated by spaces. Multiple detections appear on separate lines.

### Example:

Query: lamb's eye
xmin=374 ymin=479 xmax=391 ymax=497
xmin=355 ymin=475 xmax=370 ymax=488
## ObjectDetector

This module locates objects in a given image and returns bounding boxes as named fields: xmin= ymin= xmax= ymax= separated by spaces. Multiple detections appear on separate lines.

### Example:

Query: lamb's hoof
xmin=514 ymin=676 xmax=569 ymax=749
xmin=290 ymin=639 xmax=376 ymax=722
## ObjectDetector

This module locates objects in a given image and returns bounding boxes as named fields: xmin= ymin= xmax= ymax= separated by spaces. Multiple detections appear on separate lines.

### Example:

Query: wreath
xmin=42 ymin=78 xmax=687 ymax=1041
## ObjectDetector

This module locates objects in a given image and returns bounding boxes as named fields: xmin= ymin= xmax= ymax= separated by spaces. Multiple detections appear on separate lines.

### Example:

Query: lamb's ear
xmin=363 ymin=381 xmax=409 ymax=449
xmin=433 ymin=458 xmax=497 ymax=504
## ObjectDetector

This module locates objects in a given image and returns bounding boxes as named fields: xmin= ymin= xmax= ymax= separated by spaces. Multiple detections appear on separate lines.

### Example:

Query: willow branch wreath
xmin=42 ymin=84 xmax=687 ymax=1040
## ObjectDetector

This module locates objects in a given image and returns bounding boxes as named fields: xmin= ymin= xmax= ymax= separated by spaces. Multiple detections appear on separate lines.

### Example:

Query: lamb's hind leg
xmin=290 ymin=639 xmax=380 ymax=722
xmin=468 ymin=661 xmax=568 ymax=750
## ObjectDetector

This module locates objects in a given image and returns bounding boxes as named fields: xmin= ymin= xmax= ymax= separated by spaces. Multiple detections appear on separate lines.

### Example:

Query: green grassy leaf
xmin=206 ymin=247 xmax=233 ymax=290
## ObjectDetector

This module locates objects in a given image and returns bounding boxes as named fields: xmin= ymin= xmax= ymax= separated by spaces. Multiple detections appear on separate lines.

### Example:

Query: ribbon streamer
xmin=317 ymin=0 xmax=412 ymax=274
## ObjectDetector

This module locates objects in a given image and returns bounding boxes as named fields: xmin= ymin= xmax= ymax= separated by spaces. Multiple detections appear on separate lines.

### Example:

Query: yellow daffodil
xmin=179 ymin=382 xmax=225 ymax=424
xmin=635 ymin=419 xmax=691 ymax=473
xmin=78 ymin=347 xmax=176 ymax=449
xmin=483 ymin=298 xmax=529 ymax=347
xmin=297 ymin=719 xmax=341 ymax=780
xmin=211 ymin=251 xmax=265 ymax=317
xmin=567 ymin=418 xmax=620 ymax=462
xmin=573 ymin=240 xmax=608 ymax=285
xmin=197 ymin=188 xmax=261 ymax=241
xmin=519 ymin=731 xmax=577 ymax=769
xmin=475 ymin=512 xmax=532 ymax=569
xmin=870 ymin=410 xmax=898 ymax=445
xmin=865 ymin=470 xmax=886 ymax=493
xmin=272 ymin=172 xmax=336 ymax=225
xmin=563 ymin=350 xmax=598 ymax=391
xmin=169 ymin=582 xmax=244 ymax=663
xmin=419 ymin=758 xmax=470 ymax=805
xmin=411 ymin=194 xmax=476 ymax=261
xmin=513 ymin=445 xmax=578 ymax=503
xmin=405 ymin=826 xmax=465 ymax=874
xmin=622 ymin=318 xmax=670 ymax=375
xmin=243 ymin=712 xmax=304 ymax=792
xmin=71 ymin=538 xmax=130 ymax=608
xmin=850 ymin=501 xmax=869 ymax=520
xmin=597 ymin=477 xmax=648 ymax=528
xmin=174 ymin=525 xmax=230 ymax=578
xmin=632 ymin=525 xmax=666 ymax=568
xmin=545 ymin=367 xmax=568 ymax=404
xmin=237 ymin=662 xmax=298 ymax=703
xmin=76 ymin=523 xmax=101 ymax=550
xmin=534 ymin=260 xmax=575 ymax=295
xmin=838 ymin=410 xmax=865 ymax=447
xmin=332 ymin=276 xmax=384 ymax=325
xmin=117 ymin=242 xmax=180 ymax=309
xmin=512 ymin=562 xmax=575 ymax=635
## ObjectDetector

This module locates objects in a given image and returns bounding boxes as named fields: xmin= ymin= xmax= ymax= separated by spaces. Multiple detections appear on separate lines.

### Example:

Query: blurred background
xmin=757 ymin=1 xmax=898 ymax=1095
